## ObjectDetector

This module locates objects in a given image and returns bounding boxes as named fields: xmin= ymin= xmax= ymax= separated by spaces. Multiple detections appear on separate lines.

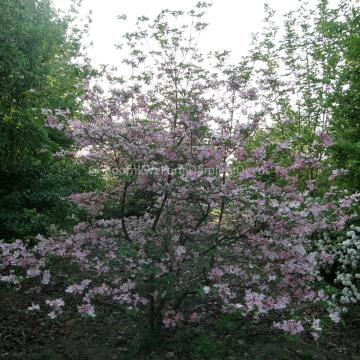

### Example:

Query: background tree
xmin=0 ymin=0 xmax=100 ymax=241
xmin=247 ymin=0 xmax=359 ymax=187
xmin=329 ymin=0 xmax=360 ymax=191
xmin=247 ymin=0 xmax=360 ymax=313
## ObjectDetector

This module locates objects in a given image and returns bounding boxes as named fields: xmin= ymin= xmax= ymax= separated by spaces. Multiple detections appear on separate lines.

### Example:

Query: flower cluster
xmin=317 ymin=225 xmax=360 ymax=305
xmin=274 ymin=319 xmax=304 ymax=335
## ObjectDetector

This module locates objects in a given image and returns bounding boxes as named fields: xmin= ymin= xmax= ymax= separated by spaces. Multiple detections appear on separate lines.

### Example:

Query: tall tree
xmin=248 ymin=1 xmax=359 ymax=188
xmin=0 ymin=0 xmax=99 ymax=241
xmin=329 ymin=0 xmax=360 ymax=191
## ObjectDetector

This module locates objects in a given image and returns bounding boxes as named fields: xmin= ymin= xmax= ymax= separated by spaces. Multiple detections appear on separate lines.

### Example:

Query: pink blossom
xmin=66 ymin=279 xmax=92 ymax=294
xmin=190 ymin=312 xmax=199 ymax=322
xmin=41 ymin=270 xmax=51 ymax=285
xmin=319 ymin=251 xmax=334 ymax=264
xmin=45 ymin=298 xmax=65 ymax=315
xmin=274 ymin=320 xmax=304 ymax=335
xmin=209 ymin=268 xmax=224 ymax=281
xmin=311 ymin=319 xmax=322 ymax=332
xmin=163 ymin=317 xmax=175 ymax=328
xmin=245 ymin=291 xmax=265 ymax=311
xmin=48 ymin=311 xmax=57 ymax=319
xmin=78 ymin=303 xmax=96 ymax=317
xmin=175 ymin=312 xmax=184 ymax=323
xmin=320 ymin=131 xmax=334 ymax=147
xmin=26 ymin=267 xmax=41 ymax=278
xmin=28 ymin=303 xmax=40 ymax=311
xmin=311 ymin=332 xmax=320 ymax=341
xmin=175 ymin=246 xmax=186 ymax=261
xmin=234 ymin=148 xmax=247 ymax=160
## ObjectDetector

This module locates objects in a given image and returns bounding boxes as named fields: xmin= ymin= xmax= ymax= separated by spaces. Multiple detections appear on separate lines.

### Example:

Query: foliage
xmin=0 ymin=0 xmax=99 ymax=241
xmin=329 ymin=1 xmax=360 ymax=191
xmin=248 ymin=0 xmax=360 ymax=186
xmin=246 ymin=0 xmax=360 ymax=314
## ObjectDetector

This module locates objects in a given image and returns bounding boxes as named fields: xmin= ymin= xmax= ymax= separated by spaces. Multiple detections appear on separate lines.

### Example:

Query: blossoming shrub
xmin=0 ymin=4 xmax=358 ymax=339
xmin=0 ymin=94 xmax=357 ymax=334
xmin=317 ymin=225 xmax=360 ymax=306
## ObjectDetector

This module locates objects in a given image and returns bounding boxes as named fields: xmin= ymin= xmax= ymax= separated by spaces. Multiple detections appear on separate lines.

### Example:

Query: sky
xmin=53 ymin=0 xmax=339 ymax=68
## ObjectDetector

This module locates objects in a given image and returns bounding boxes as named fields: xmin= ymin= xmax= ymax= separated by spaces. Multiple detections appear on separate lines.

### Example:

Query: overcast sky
xmin=53 ymin=0 xmax=340 ymax=68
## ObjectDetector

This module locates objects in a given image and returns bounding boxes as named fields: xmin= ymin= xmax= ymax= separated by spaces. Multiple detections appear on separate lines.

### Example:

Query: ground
xmin=1 ymin=286 xmax=360 ymax=360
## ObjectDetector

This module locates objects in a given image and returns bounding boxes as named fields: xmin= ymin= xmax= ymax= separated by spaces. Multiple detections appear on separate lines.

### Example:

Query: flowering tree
xmin=0 ymin=3 xmax=358 ymax=337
